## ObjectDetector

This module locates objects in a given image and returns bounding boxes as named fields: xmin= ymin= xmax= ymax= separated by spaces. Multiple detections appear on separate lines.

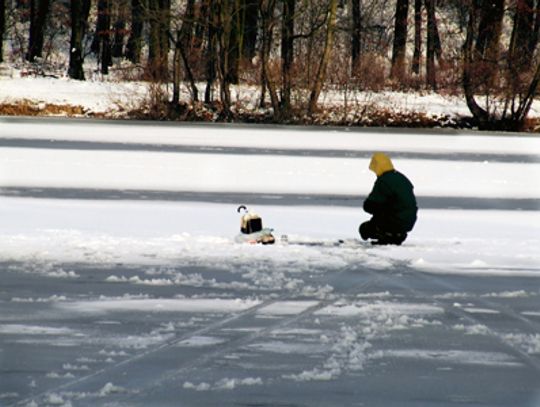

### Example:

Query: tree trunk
xmin=27 ymin=0 xmax=51 ymax=62
xmin=475 ymin=0 xmax=505 ymax=58
xmin=308 ymin=0 xmax=338 ymax=115
xmin=477 ymin=0 xmax=505 ymax=88
xmin=205 ymin=0 xmax=218 ymax=103
xmin=101 ymin=0 xmax=112 ymax=74
xmin=180 ymin=43 xmax=199 ymax=102
xmin=226 ymin=0 xmax=241 ymax=85
xmin=179 ymin=0 xmax=196 ymax=88
xmin=515 ymin=58 xmax=540 ymax=122
xmin=92 ymin=0 xmax=107 ymax=54
xmin=0 ymin=0 xmax=5 ymax=63
xmin=180 ymin=0 xmax=195 ymax=51
xmin=195 ymin=0 xmax=209 ymax=45
xmin=281 ymin=0 xmax=295 ymax=114
xmin=217 ymin=0 xmax=233 ymax=114
xmin=68 ymin=0 xmax=91 ymax=80
xmin=159 ymin=0 xmax=170 ymax=62
xmin=172 ymin=34 xmax=182 ymax=105
xmin=112 ymin=0 xmax=129 ymax=58
xmin=463 ymin=1 xmax=489 ymax=124
xmin=432 ymin=3 xmax=442 ymax=60
xmin=464 ymin=0 xmax=540 ymax=130
xmin=173 ymin=0 xmax=198 ymax=103
xmin=390 ymin=0 xmax=409 ymax=79
xmin=147 ymin=0 xmax=169 ymax=79
xmin=509 ymin=0 xmax=535 ymax=73
xmin=242 ymin=0 xmax=258 ymax=60
xmin=259 ymin=0 xmax=280 ymax=113
xmin=351 ymin=0 xmax=361 ymax=74
xmin=92 ymin=0 xmax=113 ymax=74
xmin=425 ymin=0 xmax=436 ymax=90
xmin=148 ymin=0 xmax=161 ymax=74
xmin=412 ymin=0 xmax=422 ymax=74
xmin=531 ymin=0 xmax=540 ymax=54
xmin=126 ymin=0 xmax=145 ymax=63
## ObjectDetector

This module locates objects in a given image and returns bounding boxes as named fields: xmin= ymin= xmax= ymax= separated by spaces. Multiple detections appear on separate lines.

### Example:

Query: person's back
xmin=360 ymin=153 xmax=417 ymax=245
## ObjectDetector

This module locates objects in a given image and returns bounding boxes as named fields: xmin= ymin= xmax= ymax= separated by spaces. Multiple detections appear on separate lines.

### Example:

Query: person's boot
xmin=359 ymin=223 xmax=370 ymax=241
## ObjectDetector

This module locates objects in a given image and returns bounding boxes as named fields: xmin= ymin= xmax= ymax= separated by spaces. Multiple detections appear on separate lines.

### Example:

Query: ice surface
xmin=0 ymin=120 xmax=539 ymax=406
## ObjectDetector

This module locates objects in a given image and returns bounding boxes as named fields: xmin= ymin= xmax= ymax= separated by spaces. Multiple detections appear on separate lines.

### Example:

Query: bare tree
xmin=390 ymin=0 xmax=408 ymax=79
xmin=351 ymin=0 xmax=361 ymax=73
xmin=171 ymin=0 xmax=198 ymax=104
xmin=259 ymin=0 xmax=279 ymax=111
xmin=112 ymin=0 xmax=129 ymax=58
xmin=242 ymin=0 xmax=258 ymax=60
xmin=308 ymin=0 xmax=338 ymax=115
xmin=68 ymin=0 xmax=91 ymax=80
xmin=126 ymin=0 xmax=145 ymax=63
xmin=216 ymin=0 xmax=234 ymax=114
xmin=281 ymin=0 xmax=295 ymax=113
xmin=0 ymin=0 xmax=5 ymax=63
xmin=159 ymin=0 xmax=170 ymax=62
xmin=463 ymin=0 xmax=540 ymax=130
xmin=26 ymin=0 xmax=51 ymax=62
xmin=474 ymin=0 xmax=505 ymax=87
xmin=225 ymin=0 xmax=242 ymax=84
xmin=92 ymin=0 xmax=113 ymax=74
xmin=412 ymin=0 xmax=421 ymax=74
xmin=205 ymin=0 xmax=218 ymax=103
xmin=148 ymin=0 xmax=170 ymax=78
xmin=509 ymin=0 xmax=535 ymax=74
xmin=425 ymin=0 xmax=436 ymax=89
xmin=532 ymin=0 xmax=540 ymax=52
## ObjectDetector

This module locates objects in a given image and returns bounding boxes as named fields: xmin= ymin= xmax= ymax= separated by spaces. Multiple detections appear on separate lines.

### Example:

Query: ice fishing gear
xmin=237 ymin=205 xmax=263 ymax=234
xmin=235 ymin=205 xmax=275 ymax=244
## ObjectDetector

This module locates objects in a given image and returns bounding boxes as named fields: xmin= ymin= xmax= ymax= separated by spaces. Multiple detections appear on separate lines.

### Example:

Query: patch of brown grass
xmin=0 ymin=99 xmax=87 ymax=117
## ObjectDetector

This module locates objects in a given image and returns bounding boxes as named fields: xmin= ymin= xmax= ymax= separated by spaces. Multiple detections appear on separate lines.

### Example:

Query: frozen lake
xmin=0 ymin=119 xmax=539 ymax=406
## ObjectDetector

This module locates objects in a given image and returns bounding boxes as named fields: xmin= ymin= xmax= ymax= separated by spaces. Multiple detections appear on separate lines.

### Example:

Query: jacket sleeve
xmin=363 ymin=178 xmax=390 ymax=214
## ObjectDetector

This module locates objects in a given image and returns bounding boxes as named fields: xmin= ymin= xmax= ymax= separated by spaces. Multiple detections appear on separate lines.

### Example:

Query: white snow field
xmin=0 ymin=118 xmax=540 ymax=407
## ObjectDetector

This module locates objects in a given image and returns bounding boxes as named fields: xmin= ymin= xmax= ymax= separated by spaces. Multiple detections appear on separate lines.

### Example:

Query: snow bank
xmin=0 ymin=77 xmax=147 ymax=113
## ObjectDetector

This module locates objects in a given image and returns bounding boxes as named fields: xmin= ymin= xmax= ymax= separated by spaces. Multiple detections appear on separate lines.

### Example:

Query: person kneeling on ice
xmin=359 ymin=153 xmax=417 ymax=245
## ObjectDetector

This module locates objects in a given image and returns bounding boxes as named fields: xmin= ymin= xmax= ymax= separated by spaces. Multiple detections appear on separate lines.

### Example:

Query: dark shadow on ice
xmin=0 ymin=138 xmax=538 ymax=164
xmin=1 ymin=187 xmax=539 ymax=211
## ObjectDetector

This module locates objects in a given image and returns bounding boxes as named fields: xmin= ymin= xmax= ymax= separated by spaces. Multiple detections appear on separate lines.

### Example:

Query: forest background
xmin=1 ymin=0 xmax=540 ymax=131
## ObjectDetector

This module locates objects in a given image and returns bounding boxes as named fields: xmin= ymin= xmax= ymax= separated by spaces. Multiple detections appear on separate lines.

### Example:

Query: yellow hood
xmin=369 ymin=152 xmax=394 ymax=176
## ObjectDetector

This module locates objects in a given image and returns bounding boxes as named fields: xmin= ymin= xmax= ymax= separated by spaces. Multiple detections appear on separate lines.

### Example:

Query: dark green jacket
xmin=364 ymin=170 xmax=417 ymax=232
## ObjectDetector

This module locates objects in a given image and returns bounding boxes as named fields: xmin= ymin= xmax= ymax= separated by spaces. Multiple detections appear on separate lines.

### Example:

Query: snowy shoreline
xmin=2 ymin=75 xmax=540 ymax=129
